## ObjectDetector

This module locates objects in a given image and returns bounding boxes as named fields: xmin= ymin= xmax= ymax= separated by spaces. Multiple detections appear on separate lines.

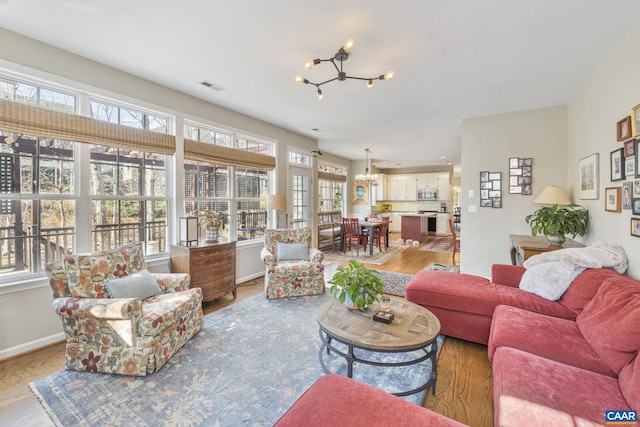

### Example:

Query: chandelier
xmin=295 ymin=38 xmax=395 ymax=100
xmin=355 ymin=148 xmax=378 ymax=184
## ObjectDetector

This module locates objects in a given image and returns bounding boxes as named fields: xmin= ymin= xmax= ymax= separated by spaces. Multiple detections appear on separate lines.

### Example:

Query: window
xmin=318 ymin=161 xmax=346 ymax=213
xmin=184 ymin=122 xmax=273 ymax=241
xmin=89 ymin=101 xmax=170 ymax=254
xmin=0 ymin=79 xmax=77 ymax=277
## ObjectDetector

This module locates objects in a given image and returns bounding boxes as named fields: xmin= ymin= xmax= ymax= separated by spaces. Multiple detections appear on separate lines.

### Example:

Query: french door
xmin=289 ymin=166 xmax=311 ymax=228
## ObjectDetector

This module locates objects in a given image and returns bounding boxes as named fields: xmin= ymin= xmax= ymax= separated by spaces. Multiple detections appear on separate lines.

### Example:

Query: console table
xmin=510 ymin=234 xmax=584 ymax=265
xmin=170 ymin=240 xmax=236 ymax=302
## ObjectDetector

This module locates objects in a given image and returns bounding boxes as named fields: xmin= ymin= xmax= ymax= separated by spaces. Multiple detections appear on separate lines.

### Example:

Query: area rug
xmin=323 ymin=242 xmax=408 ymax=265
xmin=323 ymin=264 xmax=414 ymax=297
xmin=30 ymin=293 xmax=443 ymax=427
xmin=420 ymin=237 xmax=454 ymax=252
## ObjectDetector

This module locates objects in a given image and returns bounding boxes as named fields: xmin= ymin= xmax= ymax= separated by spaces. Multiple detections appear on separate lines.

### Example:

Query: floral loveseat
xmin=260 ymin=227 xmax=325 ymax=299
xmin=46 ymin=242 xmax=203 ymax=376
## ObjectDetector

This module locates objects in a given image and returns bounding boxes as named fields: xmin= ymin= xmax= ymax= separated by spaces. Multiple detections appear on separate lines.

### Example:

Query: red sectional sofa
xmin=406 ymin=264 xmax=640 ymax=426
xmin=274 ymin=374 xmax=466 ymax=427
xmin=405 ymin=264 xmax=620 ymax=345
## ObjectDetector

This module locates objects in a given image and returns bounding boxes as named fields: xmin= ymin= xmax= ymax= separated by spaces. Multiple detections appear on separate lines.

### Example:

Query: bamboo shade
xmin=0 ymin=99 xmax=175 ymax=154
xmin=184 ymin=138 xmax=276 ymax=170
xmin=318 ymin=171 xmax=347 ymax=182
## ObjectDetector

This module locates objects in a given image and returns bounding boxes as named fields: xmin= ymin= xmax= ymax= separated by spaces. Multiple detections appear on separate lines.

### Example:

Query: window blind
xmin=184 ymin=138 xmax=276 ymax=170
xmin=0 ymin=99 xmax=175 ymax=154
xmin=318 ymin=171 xmax=347 ymax=182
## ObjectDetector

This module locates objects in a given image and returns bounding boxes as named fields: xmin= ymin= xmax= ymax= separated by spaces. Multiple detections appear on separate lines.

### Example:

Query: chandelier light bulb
xmin=295 ymin=74 xmax=305 ymax=83
xmin=343 ymin=38 xmax=355 ymax=52
xmin=317 ymin=89 xmax=324 ymax=100
xmin=367 ymin=79 xmax=374 ymax=89
xmin=304 ymin=59 xmax=314 ymax=70
xmin=384 ymin=71 xmax=395 ymax=80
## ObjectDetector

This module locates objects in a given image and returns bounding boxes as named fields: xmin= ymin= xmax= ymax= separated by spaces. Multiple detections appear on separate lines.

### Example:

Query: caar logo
xmin=605 ymin=410 xmax=638 ymax=425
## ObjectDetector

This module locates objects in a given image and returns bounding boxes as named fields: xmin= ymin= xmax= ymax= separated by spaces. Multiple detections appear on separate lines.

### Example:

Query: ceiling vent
xmin=200 ymin=80 xmax=225 ymax=92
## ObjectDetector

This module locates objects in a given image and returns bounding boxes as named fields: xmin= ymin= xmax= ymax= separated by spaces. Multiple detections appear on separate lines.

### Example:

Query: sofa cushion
xmin=619 ymin=352 xmax=640 ymax=411
xmin=493 ymin=347 xmax=630 ymax=427
xmin=64 ymin=243 xmax=146 ymax=298
xmin=139 ymin=289 xmax=201 ymax=337
xmin=274 ymin=374 xmax=466 ymax=427
xmin=577 ymin=276 xmax=640 ymax=374
xmin=406 ymin=270 xmax=576 ymax=319
xmin=488 ymin=305 xmax=616 ymax=377
xmin=559 ymin=268 xmax=621 ymax=314
xmin=104 ymin=269 xmax=162 ymax=300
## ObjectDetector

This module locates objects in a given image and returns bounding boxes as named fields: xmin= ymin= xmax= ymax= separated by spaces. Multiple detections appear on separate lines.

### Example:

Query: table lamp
xmin=533 ymin=186 xmax=572 ymax=205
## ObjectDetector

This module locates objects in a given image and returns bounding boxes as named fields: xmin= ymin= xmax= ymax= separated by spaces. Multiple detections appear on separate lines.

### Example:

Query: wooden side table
xmin=510 ymin=234 xmax=584 ymax=265
xmin=170 ymin=240 xmax=236 ymax=302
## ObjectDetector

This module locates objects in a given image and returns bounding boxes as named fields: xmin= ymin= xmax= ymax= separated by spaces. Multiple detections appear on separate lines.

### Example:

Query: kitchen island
xmin=400 ymin=213 xmax=436 ymax=242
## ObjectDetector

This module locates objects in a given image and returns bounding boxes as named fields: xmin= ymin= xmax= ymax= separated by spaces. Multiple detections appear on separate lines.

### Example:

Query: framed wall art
xmin=624 ymin=138 xmax=635 ymax=157
xmin=480 ymin=171 xmax=502 ymax=208
xmin=634 ymin=199 xmax=640 ymax=215
xmin=508 ymin=157 xmax=532 ymax=195
xmin=610 ymin=148 xmax=624 ymax=181
xmin=631 ymin=218 xmax=640 ymax=238
xmin=632 ymin=103 xmax=640 ymax=136
xmin=617 ymin=116 xmax=632 ymax=141
xmin=625 ymin=156 xmax=636 ymax=178
xmin=634 ymin=179 xmax=640 ymax=198
xmin=578 ymin=153 xmax=599 ymax=200
xmin=604 ymin=187 xmax=621 ymax=212
xmin=623 ymin=181 xmax=632 ymax=209
xmin=636 ymin=139 xmax=640 ymax=177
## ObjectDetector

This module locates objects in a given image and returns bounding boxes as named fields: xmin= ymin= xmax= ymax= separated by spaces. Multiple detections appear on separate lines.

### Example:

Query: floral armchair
xmin=45 ymin=242 xmax=203 ymax=376
xmin=260 ymin=227 xmax=325 ymax=299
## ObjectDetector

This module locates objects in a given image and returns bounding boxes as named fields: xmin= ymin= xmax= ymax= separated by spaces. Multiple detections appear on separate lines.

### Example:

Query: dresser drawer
xmin=190 ymin=253 xmax=235 ymax=270
xmin=190 ymin=264 xmax=235 ymax=283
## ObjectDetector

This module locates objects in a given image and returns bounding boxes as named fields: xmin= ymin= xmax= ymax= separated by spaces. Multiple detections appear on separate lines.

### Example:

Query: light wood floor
xmin=0 ymin=233 xmax=493 ymax=427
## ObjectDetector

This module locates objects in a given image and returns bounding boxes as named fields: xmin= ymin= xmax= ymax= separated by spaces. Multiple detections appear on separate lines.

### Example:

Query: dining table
xmin=360 ymin=220 xmax=389 ymax=255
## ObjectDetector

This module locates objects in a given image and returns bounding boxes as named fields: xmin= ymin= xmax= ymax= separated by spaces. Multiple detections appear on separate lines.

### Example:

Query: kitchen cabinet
xmin=387 ymin=175 xmax=417 ymax=201
xmin=372 ymin=174 xmax=386 ymax=203
xmin=437 ymin=173 xmax=450 ymax=201
xmin=388 ymin=213 xmax=402 ymax=233
xmin=436 ymin=213 xmax=451 ymax=236
xmin=401 ymin=214 xmax=429 ymax=242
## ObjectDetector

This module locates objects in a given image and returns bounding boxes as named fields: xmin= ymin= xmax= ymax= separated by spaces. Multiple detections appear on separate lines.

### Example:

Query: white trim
xmin=0 ymin=333 xmax=64 ymax=361
xmin=236 ymin=271 xmax=263 ymax=285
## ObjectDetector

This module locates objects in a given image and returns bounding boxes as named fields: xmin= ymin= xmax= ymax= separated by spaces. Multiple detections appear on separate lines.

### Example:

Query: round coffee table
xmin=317 ymin=295 xmax=441 ymax=396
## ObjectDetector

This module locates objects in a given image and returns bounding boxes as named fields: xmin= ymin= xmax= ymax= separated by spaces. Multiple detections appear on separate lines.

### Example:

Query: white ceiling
xmin=1 ymin=0 xmax=640 ymax=168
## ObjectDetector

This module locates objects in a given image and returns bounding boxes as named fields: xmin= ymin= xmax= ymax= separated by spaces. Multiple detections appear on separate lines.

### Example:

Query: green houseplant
xmin=330 ymin=260 xmax=384 ymax=311
xmin=525 ymin=203 xmax=589 ymax=245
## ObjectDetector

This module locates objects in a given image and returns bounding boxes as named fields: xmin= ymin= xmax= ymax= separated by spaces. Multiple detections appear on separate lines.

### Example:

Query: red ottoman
xmin=274 ymin=374 xmax=466 ymax=427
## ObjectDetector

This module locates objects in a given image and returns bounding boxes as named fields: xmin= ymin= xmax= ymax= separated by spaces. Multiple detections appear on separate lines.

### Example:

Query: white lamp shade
xmin=534 ymin=186 xmax=572 ymax=205
xmin=266 ymin=194 xmax=287 ymax=210
xmin=179 ymin=216 xmax=199 ymax=246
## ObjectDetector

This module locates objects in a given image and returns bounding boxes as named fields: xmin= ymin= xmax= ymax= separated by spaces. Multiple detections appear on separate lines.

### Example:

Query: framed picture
xmin=352 ymin=183 xmax=369 ymax=206
xmin=617 ymin=116 xmax=632 ymax=141
xmin=634 ymin=199 xmax=640 ymax=215
xmin=623 ymin=181 xmax=632 ymax=209
xmin=578 ymin=153 xmax=599 ymax=199
xmin=509 ymin=157 xmax=532 ymax=194
xmin=605 ymin=187 xmax=621 ymax=212
xmin=632 ymin=218 xmax=640 ymax=237
xmin=625 ymin=156 xmax=636 ymax=178
xmin=610 ymin=148 xmax=624 ymax=181
xmin=480 ymin=171 xmax=502 ymax=208
xmin=632 ymin=103 xmax=640 ymax=136
xmin=625 ymin=138 xmax=636 ymax=157
xmin=636 ymin=139 xmax=640 ymax=177
xmin=634 ymin=179 xmax=640 ymax=198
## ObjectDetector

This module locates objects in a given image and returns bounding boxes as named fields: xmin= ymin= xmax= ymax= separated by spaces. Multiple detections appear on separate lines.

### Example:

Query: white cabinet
xmin=436 ymin=213 xmax=451 ymax=236
xmin=437 ymin=173 xmax=450 ymax=201
xmin=387 ymin=175 xmax=417 ymax=201
xmin=388 ymin=213 xmax=402 ymax=233
xmin=372 ymin=174 xmax=386 ymax=203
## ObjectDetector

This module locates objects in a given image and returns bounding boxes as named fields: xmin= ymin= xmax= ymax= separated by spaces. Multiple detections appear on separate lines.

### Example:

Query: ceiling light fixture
xmin=295 ymin=38 xmax=395 ymax=100
xmin=355 ymin=148 xmax=379 ymax=185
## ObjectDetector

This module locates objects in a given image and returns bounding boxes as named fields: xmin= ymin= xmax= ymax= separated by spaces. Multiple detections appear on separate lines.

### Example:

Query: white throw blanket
xmin=519 ymin=242 xmax=628 ymax=301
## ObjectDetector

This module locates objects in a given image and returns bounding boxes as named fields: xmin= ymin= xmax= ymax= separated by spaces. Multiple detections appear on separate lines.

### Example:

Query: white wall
xmin=567 ymin=22 xmax=640 ymax=278
xmin=0 ymin=28 xmax=350 ymax=358
xmin=461 ymin=105 xmax=569 ymax=277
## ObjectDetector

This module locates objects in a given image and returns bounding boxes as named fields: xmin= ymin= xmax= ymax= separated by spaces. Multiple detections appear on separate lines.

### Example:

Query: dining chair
xmin=342 ymin=217 xmax=368 ymax=255
xmin=449 ymin=218 xmax=460 ymax=260
xmin=373 ymin=216 xmax=390 ymax=252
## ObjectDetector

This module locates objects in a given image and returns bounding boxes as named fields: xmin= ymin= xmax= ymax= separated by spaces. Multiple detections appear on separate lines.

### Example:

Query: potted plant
xmin=329 ymin=260 xmax=384 ymax=311
xmin=196 ymin=210 xmax=229 ymax=242
xmin=525 ymin=204 xmax=589 ymax=245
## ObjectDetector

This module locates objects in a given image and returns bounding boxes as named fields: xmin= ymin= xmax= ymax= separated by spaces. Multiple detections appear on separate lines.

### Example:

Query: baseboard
xmin=236 ymin=271 xmax=263 ymax=285
xmin=0 ymin=332 xmax=65 ymax=361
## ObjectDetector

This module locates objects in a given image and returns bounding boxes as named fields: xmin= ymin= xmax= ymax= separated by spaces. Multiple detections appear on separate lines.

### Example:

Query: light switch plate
xmin=468 ymin=204 xmax=478 ymax=213
xmin=468 ymin=189 xmax=474 ymax=198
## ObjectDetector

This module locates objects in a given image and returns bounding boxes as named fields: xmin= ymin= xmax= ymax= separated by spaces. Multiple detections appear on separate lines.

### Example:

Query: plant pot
xmin=545 ymin=234 xmax=565 ymax=246
xmin=204 ymin=227 xmax=219 ymax=242
xmin=343 ymin=294 xmax=361 ymax=311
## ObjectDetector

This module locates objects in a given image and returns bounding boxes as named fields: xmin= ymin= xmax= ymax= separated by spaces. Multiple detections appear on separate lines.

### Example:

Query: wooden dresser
xmin=510 ymin=234 xmax=584 ymax=265
xmin=170 ymin=240 xmax=237 ymax=302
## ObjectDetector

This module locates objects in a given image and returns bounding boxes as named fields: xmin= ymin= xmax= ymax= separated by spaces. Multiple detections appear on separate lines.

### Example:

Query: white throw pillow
xmin=104 ymin=269 xmax=162 ymax=300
